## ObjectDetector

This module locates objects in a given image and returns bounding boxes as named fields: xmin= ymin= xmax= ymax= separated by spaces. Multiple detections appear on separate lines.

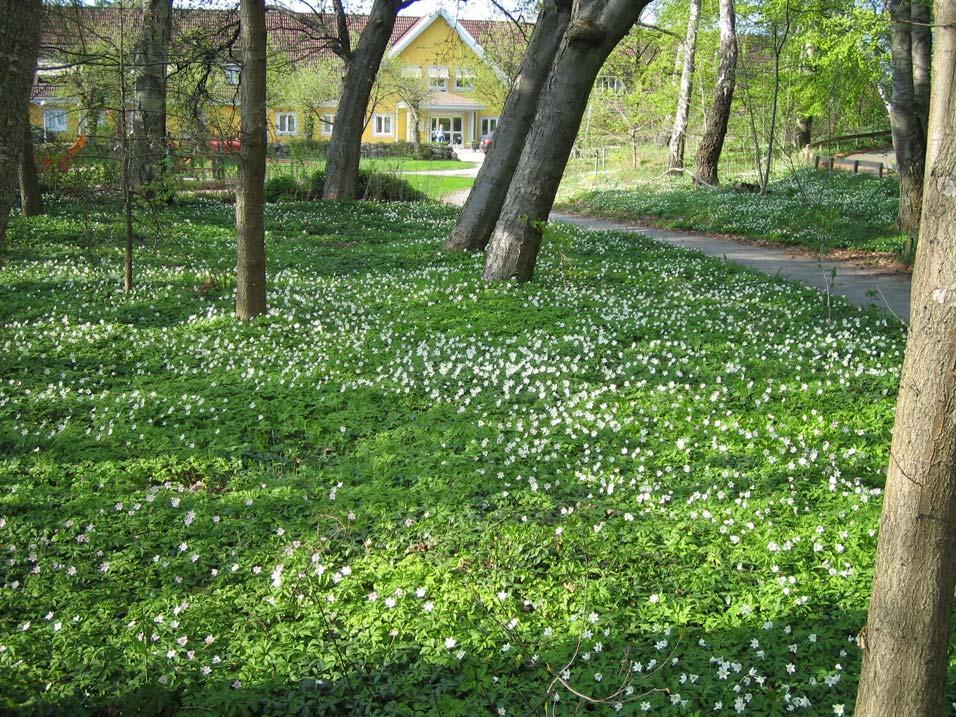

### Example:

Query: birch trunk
xmin=0 ymin=0 xmax=43 ymax=254
xmin=235 ymin=0 xmax=267 ymax=319
xmin=323 ymin=0 xmax=401 ymax=200
xmin=694 ymin=0 xmax=737 ymax=187
xmin=482 ymin=0 xmax=651 ymax=281
xmin=667 ymin=0 xmax=702 ymax=173
xmin=131 ymin=0 xmax=173 ymax=192
xmin=855 ymin=1 xmax=956 ymax=710
xmin=445 ymin=0 xmax=572 ymax=252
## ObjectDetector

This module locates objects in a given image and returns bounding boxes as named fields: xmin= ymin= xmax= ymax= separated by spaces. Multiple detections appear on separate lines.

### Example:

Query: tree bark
xmin=19 ymin=106 xmax=43 ymax=218
xmin=131 ymin=0 xmax=173 ymax=192
xmin=482 ymin=0 xmax=651 ymax=282
xmin=794 ymin=115 xmax=812 ymax=148
xmin=235 ymin=0 xmax=267 ymax=319
xmin=666 ymin=0 xmax=702 ymax=174
xmin=444 ymin=0 xmax=572 ymax=252
xmin=322 ymin=0 xmax=402 ymax=200
xmin=0 ymin=0 xmax=43 ymax=255
xmin=911 ymin=0 xmax=932 ymax=137
xmin=855 ymin=1 xmax=956 ymax=711
xmin=694 ymin=0 xmax=737 ymax=187
xmin=888 ymin=0 xmax=928 ymax=240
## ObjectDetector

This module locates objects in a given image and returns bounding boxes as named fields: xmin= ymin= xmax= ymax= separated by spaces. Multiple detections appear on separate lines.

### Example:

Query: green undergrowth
xmin=560 ymin=170 xmax=907 ymax=257
xmin=0 ymin=196 xmax=926 ymax=715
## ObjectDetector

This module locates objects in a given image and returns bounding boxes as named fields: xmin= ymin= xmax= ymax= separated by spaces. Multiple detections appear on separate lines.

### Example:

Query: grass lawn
xmin=559 ymin=169 xmax=908 ymax=257
xmin=0 ymin=196 xmax=915 ymax=714
xmin=263 ymin=157 xmax=475 ymax=183
xmin=403 ymin=174 xmax=475 ymax=199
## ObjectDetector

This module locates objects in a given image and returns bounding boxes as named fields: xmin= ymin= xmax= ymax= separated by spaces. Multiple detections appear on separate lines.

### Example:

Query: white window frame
xmin=480 ymin=117 xmax=498 ymax=136
xmin=454 ymin=67 xmax=476 ymax=91
xmin=43 ymin=108 xmax=68 ymax=134
xmin=320 ymin=114 xmax=334 ymax=136
xmin=428 ymin=66 xmax=449 ymax=92
xmin=275 ymin=112 xmax=298 ymax=136
xmin=597 ymin=75 xmax=626 ymax=92
xmin=401 ymin=65 xmax=422 ymax=79
xmin=372 ymin=113 xmax=395 ymax=137
xmin=224 ymin=64 xmax=240 ymax=86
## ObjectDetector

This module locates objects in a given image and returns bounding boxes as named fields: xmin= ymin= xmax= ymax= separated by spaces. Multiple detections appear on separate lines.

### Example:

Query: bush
xmin=308 ymin=168 xmax=427 ymax=203
xmin=264 ymin=175 xmax=302 ymax=203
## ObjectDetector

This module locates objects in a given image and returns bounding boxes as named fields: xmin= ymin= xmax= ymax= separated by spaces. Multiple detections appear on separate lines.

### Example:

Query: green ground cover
xmin=264 ymin=157 xmax=474 ymax=182
xmin=403 ymin=174 xmax=475 ymax=199
xmin=560 ymin=169 xmax=907 ymax=257
xmin=0 ymin=197 xmax=913 ymax=714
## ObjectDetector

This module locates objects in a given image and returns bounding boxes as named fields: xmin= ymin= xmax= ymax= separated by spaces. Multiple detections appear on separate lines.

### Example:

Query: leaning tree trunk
xmin=19 ymin=120 xmax=43 ymax=217
xmin=445 ymin=0 xmax=572 ymax=252
xmin=235 ymin=0 xmax=267 ymax=319
xmin=131 ymin=0 xmax=173 ymax=192
xmin=666 ymin=0 xmax=702 ymax=173
xmin=694 ymin=0 xmax=737 ymax=187
xmin=0 ymin=0 xmax=43 ymax=255
xmin=855 ymin=0 xmax=956 ymax=711
xmin=888 ymin=0 xmax=928 ymax=241
xmin=483 ymin=0 xmax=651 ymax=282
xmin=323 ymin=0 xmax=402 ymax=200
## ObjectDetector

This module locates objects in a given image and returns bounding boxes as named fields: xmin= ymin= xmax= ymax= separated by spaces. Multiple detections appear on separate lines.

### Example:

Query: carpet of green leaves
xmin=561 ymin=170 xmax=907 ymax=256
xmin=0 ymin=196 xmax=919 ymax=715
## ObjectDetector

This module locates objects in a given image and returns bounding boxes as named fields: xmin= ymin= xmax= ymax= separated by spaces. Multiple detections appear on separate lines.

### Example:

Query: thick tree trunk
xmin=19 ymin=107 xmax=43 ymax=217
xmin=0 ymin=0 xmax=43 ymax=255
xmin=235 ymin=0 xmax=267 ymax=319
xmin=323 ymin=0 xmax=401 ymax=200
xmin=855 ymin=2 xmax=956 ymax=711
xmin=694 ymin=0 xmax=737 ymax=187
xmin=794 ymin=115 xmax=812 ymax=148
xmin=131 ymin=0 xmax=173 ymax=191
xmin=482 ymin=0 xmax=650 ymax=282
xmin=445 ymin=0 xmax=572 ymax=252
xmin=666 ymin=0 xmax=702 ymax=173
xmin=888 ymin=0 xmax=928 ymax=240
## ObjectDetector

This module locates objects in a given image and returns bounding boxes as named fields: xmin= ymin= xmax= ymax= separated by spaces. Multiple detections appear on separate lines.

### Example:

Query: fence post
xmin=814 ymin=155 xmax=820 ymax=170
xmin=593 ymin=149 xmax=599 ymax=174
xmin=853 ymin=160 xmax=860 ymax=174
xmin=878 ymin=163 xmax=884 ymax=178
xmin=631 ymin=130 xmax=638 ymax=169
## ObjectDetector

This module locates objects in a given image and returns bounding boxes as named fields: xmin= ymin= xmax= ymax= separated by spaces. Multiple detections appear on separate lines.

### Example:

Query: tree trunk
xmin=235 ymin=0 xmax=267 ymax=319
xmin=911 ymin=0 xmax=932 ymax=138
xmin=131 ymin=0 xmax=173 ymax=192
xmin=0 ymin=0 xmax=43 ymax=255
xmin=794 ymin=115 xmax=812 ymax=148
xmin=694 ymin=0 xmax=737 ymax=187
xmin=888 ymin=0 xmax=928 ymax=241
xmin=19 ymin=106 xmax=43 ymax=217
xmin=667 ymin=0 xmax=702 ymax=174
xmin=322 ymin=0 xmax=402 ymax=200
xmin=482 ymin=0 xmax=651 ymax=282
xmin=444 ymin=0 xmax=572 ymax=252
xmin=855 ymin=1 xmax=956 ymax=710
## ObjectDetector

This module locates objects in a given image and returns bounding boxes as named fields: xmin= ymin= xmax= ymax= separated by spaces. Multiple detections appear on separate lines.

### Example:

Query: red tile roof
xmin=40 ymin=6 xmax=523 ymax=67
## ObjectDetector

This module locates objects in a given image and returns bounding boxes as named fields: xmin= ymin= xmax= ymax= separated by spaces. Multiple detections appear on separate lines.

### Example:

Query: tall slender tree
xmin=889 ymin=0 xmax=931 ymax=241
xmin=0 ymin=0 xmax=43 ymax=255
xmin=854 ymin=0 xmax=956 ymax=711
xmin=445 ymin=0 xmax=572 ymax=252
xmin=694 ymin=0 xmax=737 ymax=186
xmin=131 ymin=0 xmax=174 ymax=191
xmin=235 ymin=0 xmax=267 ymax=319
xmin=667 ymin=0 xmax=702 ymax=173
xmin=321 ymin=0 xmax=419 ymax=200
xmin=482 ymin=0 xmax=652 ymax=282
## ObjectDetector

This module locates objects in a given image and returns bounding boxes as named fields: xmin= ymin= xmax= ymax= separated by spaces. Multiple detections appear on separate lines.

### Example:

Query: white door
xmin=430 ymin=116 xmax=464 ymax=146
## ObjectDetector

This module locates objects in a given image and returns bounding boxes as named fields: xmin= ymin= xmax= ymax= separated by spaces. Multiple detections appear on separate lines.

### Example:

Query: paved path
xmin=552 ymin=213 xmax=911 ymax=322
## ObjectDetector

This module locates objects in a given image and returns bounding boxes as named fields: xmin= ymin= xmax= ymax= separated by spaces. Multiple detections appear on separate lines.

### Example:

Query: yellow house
xmin=31 ymin=9 xmax=510 ymax=151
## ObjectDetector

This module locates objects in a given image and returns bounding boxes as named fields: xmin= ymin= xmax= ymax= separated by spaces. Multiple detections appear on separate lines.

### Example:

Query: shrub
xmin=264 ymin=175 xmax=302 ymax=203
xmin=308 ymin=168 xmax=427 ymax=203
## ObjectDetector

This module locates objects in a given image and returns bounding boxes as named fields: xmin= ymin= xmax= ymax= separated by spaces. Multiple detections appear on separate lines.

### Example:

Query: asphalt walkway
xmin=551 ymin=213 xmax=911 ymax=323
